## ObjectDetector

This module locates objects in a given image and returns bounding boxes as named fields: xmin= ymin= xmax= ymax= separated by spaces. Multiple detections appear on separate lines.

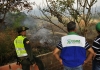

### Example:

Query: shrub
xmin=0 ymin=28 xmax=17 ymax=66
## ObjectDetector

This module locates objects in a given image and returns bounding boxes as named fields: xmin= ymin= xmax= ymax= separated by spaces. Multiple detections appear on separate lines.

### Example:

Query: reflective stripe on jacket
xmin=14 ymin=36 xmax=28 ymax=57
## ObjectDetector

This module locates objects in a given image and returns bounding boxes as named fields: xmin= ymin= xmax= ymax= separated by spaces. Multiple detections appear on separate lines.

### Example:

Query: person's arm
xmin=23 ymin=38 xmax=35 ymax=64
xmin=53 ymin=48 xmax=62 ymax=65
xmin=53 ymin=40 xmax=63 ymax=64
xmin=84 ymin=47 xmax=95 ymax=64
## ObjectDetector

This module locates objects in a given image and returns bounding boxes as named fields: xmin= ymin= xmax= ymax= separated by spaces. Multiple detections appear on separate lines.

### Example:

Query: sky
xmin=26 ymin=0 xmax=100 ymax=15
xmin=28 ymin=0 xmax=100 ymax=8
xmin=28 ymin=0 xmax=47 ymax=9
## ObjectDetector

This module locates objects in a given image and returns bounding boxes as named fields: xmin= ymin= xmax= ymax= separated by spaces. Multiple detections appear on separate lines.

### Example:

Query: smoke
xmin=22 ymin=15 xmax=38 ymax=29
xmin=32 ymin=27 xmax=53 ymax=44
xmin=4 ymin=12 xmax=61 ymax=46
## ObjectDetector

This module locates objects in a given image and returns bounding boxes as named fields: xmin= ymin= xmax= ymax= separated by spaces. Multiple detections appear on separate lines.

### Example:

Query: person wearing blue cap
xmin=14 ymin=26 xmax=35 ymax=70
xmin=92 ymin=22 xmax=100 ymax=70
xmin=53 ymin=21 xmax=94 ymax=70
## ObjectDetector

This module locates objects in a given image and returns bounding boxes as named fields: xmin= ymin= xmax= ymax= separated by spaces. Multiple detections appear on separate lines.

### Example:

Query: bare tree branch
xmin=32 ymin=0 xmax=98 ymax=37
xmin=0 ymin=0 xmax=34 ymax=27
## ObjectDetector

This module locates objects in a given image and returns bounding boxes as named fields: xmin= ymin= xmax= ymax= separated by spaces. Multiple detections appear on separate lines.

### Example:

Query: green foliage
xmin=0 ymin=0 xmax=33 ymax=27
xmin=13 ymin=12 xmax=26 ymax=28
xmin=50 ymin=0 xmax=74 ymax=14
xmin=6 ymin=12 xmax=26 ymax=28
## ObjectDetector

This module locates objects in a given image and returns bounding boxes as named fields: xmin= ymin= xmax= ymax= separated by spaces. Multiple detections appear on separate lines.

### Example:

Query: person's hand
xmin=84 ymin=61 xmax=87 ymax=64
xmin=30 ymin=63 xmax=36 ymax=70
xmin=93 ymin=53 xmax=96 ymax=60
xmin=32 ymin=63 xmax=36 ymax=67
xmin=59 ymin=59 xmax=63 ymax=65
xmin=82 ymin=60 xmax=87 ymax=66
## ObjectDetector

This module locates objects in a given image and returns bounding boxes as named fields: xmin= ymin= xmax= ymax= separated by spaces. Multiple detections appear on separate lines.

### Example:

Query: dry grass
xmin=0 ymin=28 xmax=17 ymax=66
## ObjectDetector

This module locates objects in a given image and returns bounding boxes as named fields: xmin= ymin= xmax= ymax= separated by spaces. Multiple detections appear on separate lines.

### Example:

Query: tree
xmin=32 ymin=0 xmax=97 ymax=37
xmin=0 ymin=0 xmax=34 ymax=27
xmin=6 ymin=12 xmax=27 ymax=28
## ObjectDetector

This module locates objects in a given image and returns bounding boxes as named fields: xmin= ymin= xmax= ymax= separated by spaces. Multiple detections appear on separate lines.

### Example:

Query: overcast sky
xmin=26 ymin=0 xmax=100 ymax=15
xmin=28 ymin=0 xmax=100 ymax=8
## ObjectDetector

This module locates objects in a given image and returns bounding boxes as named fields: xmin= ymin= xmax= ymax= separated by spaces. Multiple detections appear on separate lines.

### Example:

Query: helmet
xmin=16 ymin=26 xmax=29 ymax=33
xmin=96 ymin=22 xmax=100 ymax=32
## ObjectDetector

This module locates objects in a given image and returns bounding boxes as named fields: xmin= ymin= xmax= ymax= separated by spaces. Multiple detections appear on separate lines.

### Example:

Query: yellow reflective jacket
xmin=14 ymin=36 xmax=28 ymax=57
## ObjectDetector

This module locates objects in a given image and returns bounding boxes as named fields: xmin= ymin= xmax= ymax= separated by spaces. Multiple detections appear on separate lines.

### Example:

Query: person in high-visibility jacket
xmin=53 ymin=21 xmax=95 ymax=70
xmin=14 ymin=26 xmax=35 ymax=70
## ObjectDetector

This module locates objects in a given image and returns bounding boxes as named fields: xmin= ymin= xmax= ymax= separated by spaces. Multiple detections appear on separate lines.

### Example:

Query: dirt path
xmin=0 ymin=62 xmax=39 ymax=70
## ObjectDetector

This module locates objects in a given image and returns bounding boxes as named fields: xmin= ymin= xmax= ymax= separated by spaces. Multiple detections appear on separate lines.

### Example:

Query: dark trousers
xmin=92 ymin=60 xmax=100 ymax=70
xmin=20 ymin=58 xmax=31 ymax=70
